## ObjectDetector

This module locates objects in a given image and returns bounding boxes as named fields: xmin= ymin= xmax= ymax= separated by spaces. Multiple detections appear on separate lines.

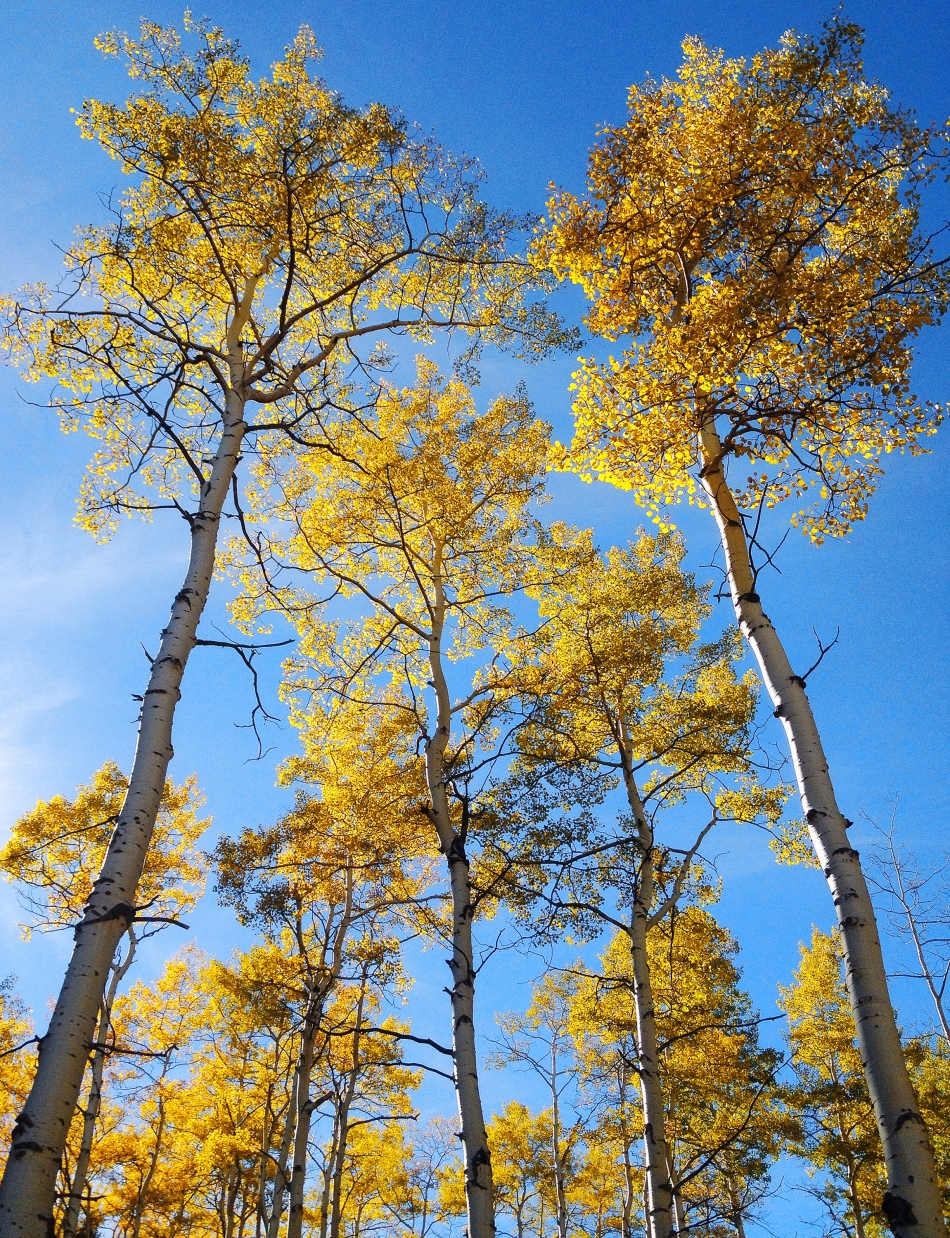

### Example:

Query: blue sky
xmin=0 ymin=1 xmax=948 ymax=1231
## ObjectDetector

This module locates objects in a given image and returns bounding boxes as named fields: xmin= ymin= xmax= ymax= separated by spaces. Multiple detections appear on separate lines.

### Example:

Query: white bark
xmin=618 ymin=753 xmax=675 ymax=1238
xmin=62 ymin=932 xmax=136 ymax=1238
xmin=0 ymin=346 xmax=248 ymax=1238
xmin=424 ymin=550 xmax=496 ymax=1238
xmin=698 ymin=415 xmax=946 ymax=1238
xmin=264 ymin=1070 xmax=299 ymax=1238
xmin=287 ymin=886 xmax=355 ymax=1238
xmin=550 ymin=1044 xmax=569 ymax=1238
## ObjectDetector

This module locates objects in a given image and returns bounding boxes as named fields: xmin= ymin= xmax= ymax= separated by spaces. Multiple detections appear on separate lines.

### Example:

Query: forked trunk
xmin=328 ymin=988 xmax=366 ymax=1238
xmin=0 ymin=356 xmax=247 ymax=1238
xmin=424 ymin=559 xmax=496 ymax=1238
xmin=698 ymin=414 xmax=946 ymax=1238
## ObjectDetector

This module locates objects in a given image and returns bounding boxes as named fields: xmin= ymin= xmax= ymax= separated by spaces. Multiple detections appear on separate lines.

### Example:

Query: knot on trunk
xmin=446 ymin=837 xmax=469 ymax=867
xmin=893 ymin=1110 xmax=926 ymax=1133
xmin=469 ymin=1145 xmax=492 ymax=1185
xmin=77 ymin=902 xmax=137 ymax=937
xmin=881 ymin=1190 xmax=918 ymax=1230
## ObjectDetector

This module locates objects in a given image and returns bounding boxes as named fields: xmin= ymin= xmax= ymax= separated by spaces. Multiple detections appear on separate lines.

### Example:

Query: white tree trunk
xmin=550 ymin=1046 xmax=569 ymax=1238
xmin=0 ymin=358 xmax=247 ymax=1238
xmin=698 ymin=415 xmax=946 ymax=1238
xmin=61 ymin=932 xmax=136 ymax=1238
xmin=264 ymin=1069 xmax=299 ymax=1238
xmin=619 ymin=761 xmax=675 ymax=1238
xmin=424 ymin=559 xmax=496 ymax=1238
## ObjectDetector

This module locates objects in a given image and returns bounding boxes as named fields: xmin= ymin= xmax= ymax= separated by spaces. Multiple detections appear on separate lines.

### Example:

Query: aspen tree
xmin=309 ymin=969 xmax=419 ymax=1238
xmin=234 ymin=362 xmax=577 ymax=1238
xmin=780 ymin=930 xmax=889 ymax=1237
xmin=213 ymin=707 xmax=430 ymax=1238
xmin=492 ymin=974 xmax=588 ymax=1238
xmin=489 ymin=534 xmax=782 ymax=1238
xmin=0 ymin=985 xmax=32 ymax=1159
xmin=573 ymin=912 xmax=783 ymax=1236
xmin=0 ymin=18 xmax=567 ymax=1228
xmin=0 ymin=763 xmax=205 ymax=1236
xmin=538 ymin=19 xmax=949 ymax=1233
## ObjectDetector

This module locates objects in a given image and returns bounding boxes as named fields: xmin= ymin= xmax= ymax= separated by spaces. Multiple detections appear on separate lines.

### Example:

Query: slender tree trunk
xmin=618 ymin=1088 xmax=636 ymax=1238
xmin=62 ymin=932 xmax=136 ymax=1238
xmin=130 ymin=1096 xmax=166 ymax=1238
xmin=726 ymin=1179 xmax=747 ymax=1238
xmin=328 ymin=989 xmax=366 ymax=1238
xmin=287 ymin=1000 xmax=323 ymax=1238
xmin=697 ymin=414 xmax=947 ymax=1238
xmin=264 ymin=1072 xmax=299 ymax=1238
xmin=550 ymin=1046 xmax=569 ymax=1238
xmin=0 ymin=347 xmax=249 ymax=1238
xmin=666 ymin=1153 xmax=683 ymax=1234
xmin=423 ymin=552 xmax=496 ymax=1238
xmin=318 ymin=1112 xmax=338 ymax=1238
xmin=618 ymin=755 xmax=674 ymax=1238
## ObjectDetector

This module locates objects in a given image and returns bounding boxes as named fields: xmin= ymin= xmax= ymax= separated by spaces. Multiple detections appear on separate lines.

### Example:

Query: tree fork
xmin=0 ymin=369 xmax=247 ymax=1238
xmin=425 ymin=585 xmax=496 ymax=1238
xmin=698 ymin=415 xmax=946 ymax=1238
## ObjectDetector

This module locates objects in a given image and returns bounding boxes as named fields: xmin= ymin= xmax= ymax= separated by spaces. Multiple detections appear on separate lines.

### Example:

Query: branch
xmin=799 ymin=627 xmax=841 ymax=684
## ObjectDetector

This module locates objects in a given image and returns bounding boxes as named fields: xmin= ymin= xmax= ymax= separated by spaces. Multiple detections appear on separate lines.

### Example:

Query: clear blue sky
xmin=0 ymin=2 xmax=947 ymax=1232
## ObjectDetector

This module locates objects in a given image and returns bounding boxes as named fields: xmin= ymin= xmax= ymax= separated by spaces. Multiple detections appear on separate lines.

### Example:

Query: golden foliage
xmin=538 ymin=19 xmax=948 ymax=540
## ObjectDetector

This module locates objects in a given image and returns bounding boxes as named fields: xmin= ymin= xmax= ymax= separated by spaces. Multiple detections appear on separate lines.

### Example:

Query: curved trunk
xmin=424 ymin=555 xmax=496 ymax=1238
xmin=0 ymin=354 xmax=247 ymax=1238
xmin=62 ymin=931 xmax=136 ymax=1238
xmin=698 ymin=415 xmax=946 ymax=1238
xmin=619 ymin=760 xmax=675 ymax=1238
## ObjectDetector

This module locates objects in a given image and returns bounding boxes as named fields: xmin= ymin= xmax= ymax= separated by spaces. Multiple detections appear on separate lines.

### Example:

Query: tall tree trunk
xmin=264 ymin=1072 xmax=299 ymax=1238
xmin=286 ymin=997 xmax=325 ymax=1238
xmin=61 ymin=932 xmax=136 ymax=1238
xmin=286 ymin=881 xmax=355 ymax=1238
xmin=129 ymin=1095 xmax=166 ymax=1238
xmin=550 ymin=1044 xmax=569 ymax=1238
xmin=618 ymin=754 xmax=675 ymax=1238
xmin=726 ymin=1178 xmax=747 ymax=1238
xmin=328 ymin=987 xmax=367 ymax=1238
xmin=697 ymin=414 xmax=946 ymax=1238
xmin=618 ymin=1087 xmax=636 ymax=1238
xmin=0 ymin=346 xmax=249 ymax=1238
xmin=423 ymin=550 xmax=496 ymax=1238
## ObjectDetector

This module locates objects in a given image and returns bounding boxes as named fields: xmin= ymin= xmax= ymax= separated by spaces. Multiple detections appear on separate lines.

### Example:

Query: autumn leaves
xmin=0 ymin=10 xmax=948 ymax=1238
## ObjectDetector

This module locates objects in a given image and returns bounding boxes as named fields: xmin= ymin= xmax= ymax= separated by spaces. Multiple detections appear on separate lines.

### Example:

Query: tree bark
xmin=550 ymin=1043 xmax=569 ymax=1238
xmin=0 ymin=346 xmax=248 ymax=1238
xmin=423 ymin=550 xmax=496 ymax=1238
xmin=328 ymin=987 xmax=366 ymax=1238
xmin=287 ymin=992 xmax=330 ymax=1238
xmin=618 ymin=759 xmax=675 ymax=1238
xmin=697 ymin=413 xmax=946 ymax=1238
xmin=61 ymin=931 xmax=136 ymax=1238
xmin=265 ymin=1071 xmax=299 ymax=1238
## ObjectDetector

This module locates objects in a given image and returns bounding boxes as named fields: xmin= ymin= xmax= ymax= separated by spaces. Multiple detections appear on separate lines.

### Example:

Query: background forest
xmin=0 ymin=2 xmax=948 ymax=1238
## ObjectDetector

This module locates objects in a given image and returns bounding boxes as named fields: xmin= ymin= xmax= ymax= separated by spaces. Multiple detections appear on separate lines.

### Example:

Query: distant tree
xmin=780 ymin=929 xmax=888 ymax=1237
